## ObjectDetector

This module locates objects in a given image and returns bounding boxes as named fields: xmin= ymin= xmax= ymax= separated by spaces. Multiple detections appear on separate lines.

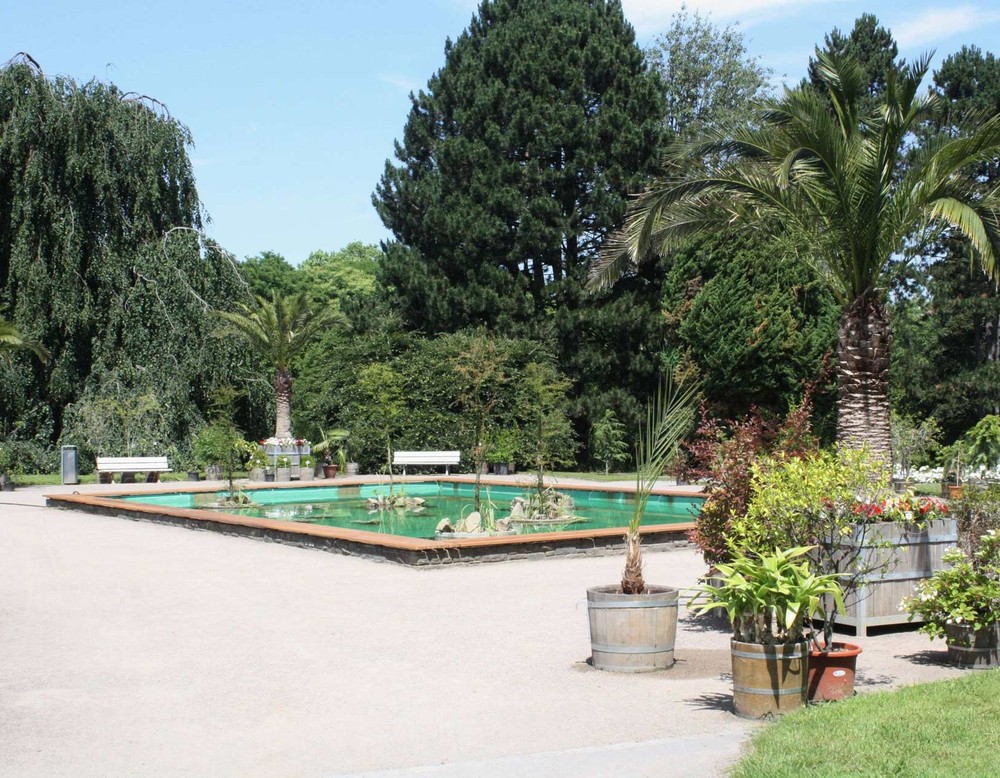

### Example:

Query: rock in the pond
xmin=436 ymin=518 xmax=455 ymax=534
xmin=496 ymin=518 xmax=512 ymax=532
xmin=509 ymin=501 xmax=526 ymax=521
xmin=460 ymin=511 xmax=482 ymax=533
xmin=410 ymin=497 xmax=426 ymax=506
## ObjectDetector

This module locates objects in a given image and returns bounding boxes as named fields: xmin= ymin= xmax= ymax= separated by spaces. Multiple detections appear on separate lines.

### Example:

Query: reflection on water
xmin=213 ymin=488 xmax=699 ymax=540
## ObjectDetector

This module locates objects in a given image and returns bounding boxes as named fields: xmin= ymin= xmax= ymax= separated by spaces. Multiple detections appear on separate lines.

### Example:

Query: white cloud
xmin=893 ymin=5 xmax=1000 ymax=48
xmin=379 ymin=75 xmax=424 ymax=95
xmin=621 ymin=0 xmax=839 ymax=33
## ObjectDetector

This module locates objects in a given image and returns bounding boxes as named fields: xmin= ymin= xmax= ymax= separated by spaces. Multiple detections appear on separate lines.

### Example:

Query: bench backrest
xmin=392 ymin=450 xmax=461 ymax=465
xmin=96 ymin=456 xmax=170 ymax=471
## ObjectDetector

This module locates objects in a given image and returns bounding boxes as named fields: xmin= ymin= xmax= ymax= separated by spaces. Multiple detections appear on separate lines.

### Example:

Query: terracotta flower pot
xmin=808 ymin=641 xmax=862 ymax=702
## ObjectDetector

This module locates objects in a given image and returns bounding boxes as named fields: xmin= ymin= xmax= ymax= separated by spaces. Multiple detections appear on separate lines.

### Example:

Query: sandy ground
xmin=0 ymin=483 xmax=966 ymax=777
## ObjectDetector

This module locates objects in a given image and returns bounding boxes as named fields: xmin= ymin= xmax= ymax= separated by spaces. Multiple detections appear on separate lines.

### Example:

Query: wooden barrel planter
xmin=731 ymin=640 xmax=809 ymax=719
xmin=807 ymin=642 xmax=862 ymax=701
xmin=586 ymin=585 xmax=678 ymax=672
xmin=945 ymin=624 xmax=1000 ymax=669
xmin=833 ymin=519 xmax=957 ymax=637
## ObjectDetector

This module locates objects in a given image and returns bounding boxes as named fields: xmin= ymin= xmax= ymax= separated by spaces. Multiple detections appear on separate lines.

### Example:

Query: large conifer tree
xmin=373 ymin=0 xmax=664 ymax=332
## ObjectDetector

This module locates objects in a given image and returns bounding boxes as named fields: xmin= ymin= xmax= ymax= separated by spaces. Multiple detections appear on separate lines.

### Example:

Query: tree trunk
xmin=274 ymin=369 xmax=293 ymax=438
xmin=836 ymin=295 xmax=891 ymax=468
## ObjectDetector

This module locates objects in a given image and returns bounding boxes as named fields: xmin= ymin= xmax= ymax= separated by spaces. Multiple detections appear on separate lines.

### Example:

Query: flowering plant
xmin=259 ymin=437 xmax=309 ymax=448
xmin=851 ymin=495 xmax=949 ymax=524
xmin=902 ymin=531 xmax=1000 ymax=639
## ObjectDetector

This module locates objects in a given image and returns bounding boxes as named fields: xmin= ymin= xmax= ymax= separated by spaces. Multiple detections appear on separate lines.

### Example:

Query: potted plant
xmin=964 ymin=414 xmax=1000 ymax=483
xmin=727 ymin=447 xmax=953 ymax=699
xmin=193 ymin=424 xmax=228 ymax=481
xmin=903 ymin=530 xmax=1000 ymax=668
xmin=299 ymin=454 xmax=316 ymax=482
xmin=489 ymin=428 xmax=520 ymax=476
xmin=690 ymin=546 xmax=845 ymax=718
xmin=890 ymin=412 xmax=940 ymax=492
xmin=247 ymin=448 xmax=269 ymax=481
xmin=942 ymin=441 xmax=967 ymax=500
xmin=275 ymin=455 xmax=292 ymax=482
xmin=172 ymin=450 xmax=200 ymax=482
xmin=313 ymin=428 xmax=349 ymax=479
xmin=586 ymin=379 xmax=698 ymax=672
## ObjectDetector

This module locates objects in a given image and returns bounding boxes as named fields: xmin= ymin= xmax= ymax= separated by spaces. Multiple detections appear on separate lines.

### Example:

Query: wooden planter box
xmin=833 ymin=519 xmax=957 ymax=637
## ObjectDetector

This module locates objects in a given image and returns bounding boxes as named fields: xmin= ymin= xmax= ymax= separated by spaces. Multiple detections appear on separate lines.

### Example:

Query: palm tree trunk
xmin=274 ymin=369 xmax=293 ymax=438
xmin=621 ymin=531 xmax=645 ymax=594
xmin=836 ymin=295 xmax=891 ymax=466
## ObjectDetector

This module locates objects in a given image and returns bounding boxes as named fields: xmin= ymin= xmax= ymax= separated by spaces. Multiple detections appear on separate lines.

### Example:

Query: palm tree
xmin=0 ymin=317 xmax=50 ymax=363
xmin=216 ymin=292 xmax=332 ymax=438
xmin=623 ymin=378 xmax=698 ymax=594
xmin=591 ymin=52 xmax=1000 ymax=463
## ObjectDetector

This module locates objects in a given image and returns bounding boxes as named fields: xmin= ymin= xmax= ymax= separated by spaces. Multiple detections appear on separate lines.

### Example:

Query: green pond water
xmin=117 ymin=482 xmax=702 ymax=540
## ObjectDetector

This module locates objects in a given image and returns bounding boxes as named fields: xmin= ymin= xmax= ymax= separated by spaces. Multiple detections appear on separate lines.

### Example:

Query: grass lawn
xmin=731 ymin=672 xmax=1000 ymax=777
xmin=549 ymin=471 xmax=640 ymax=482
xmin=14 ymin=472 xmax=238 ymax=486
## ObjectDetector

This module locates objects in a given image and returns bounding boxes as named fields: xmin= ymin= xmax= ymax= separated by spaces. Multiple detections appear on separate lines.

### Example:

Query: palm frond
xmin=0 ymin=318 xmax=50 ymax=362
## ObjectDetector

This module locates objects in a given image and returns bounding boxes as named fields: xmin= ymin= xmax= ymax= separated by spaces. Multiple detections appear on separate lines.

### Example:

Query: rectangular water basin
xmin=46 ymin=477 xmax=703 ymax=566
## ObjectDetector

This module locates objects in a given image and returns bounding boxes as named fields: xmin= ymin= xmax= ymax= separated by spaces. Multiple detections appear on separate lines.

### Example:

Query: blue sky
xmin=6 ymin=1 xmax=1000 ymax=264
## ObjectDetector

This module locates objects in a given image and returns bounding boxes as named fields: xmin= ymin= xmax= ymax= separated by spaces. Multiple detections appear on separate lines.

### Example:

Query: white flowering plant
xmin=902 ymin=531 xmax=1000 ymax=639
xmin=259 ymin=437 xmax=309 ymax=448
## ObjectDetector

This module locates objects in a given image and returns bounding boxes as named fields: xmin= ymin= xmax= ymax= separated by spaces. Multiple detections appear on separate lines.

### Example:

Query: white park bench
xmin=96 ymin=456 xmax=172 ymax=483
xmin=392 ymin=450 xmax=461 ymax=475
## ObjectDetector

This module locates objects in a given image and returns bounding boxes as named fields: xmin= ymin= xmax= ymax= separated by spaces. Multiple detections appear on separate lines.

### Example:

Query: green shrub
xmin=953 ymin=484 xmax=1000 ymax=558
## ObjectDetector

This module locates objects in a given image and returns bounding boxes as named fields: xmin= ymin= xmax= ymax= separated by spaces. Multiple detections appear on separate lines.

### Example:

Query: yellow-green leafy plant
xmin=732 ymin=446 xmax=901 ymax=648
xmin=689 ymin=546 xmax=845 ymax=645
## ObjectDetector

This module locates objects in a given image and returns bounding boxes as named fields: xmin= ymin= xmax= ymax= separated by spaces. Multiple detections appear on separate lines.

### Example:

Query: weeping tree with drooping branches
xmin=0 ymin=54 xmax=248 ymax=448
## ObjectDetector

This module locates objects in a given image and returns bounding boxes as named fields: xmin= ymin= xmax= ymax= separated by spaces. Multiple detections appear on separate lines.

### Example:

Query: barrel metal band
xmin=731 ymin=648 xmax=806 ymax=659
xmin=588 ymin=601 xmax=678 ymax=610
xmin=733 ymin=684 xmax=806 ymax=696
xmin=591 ymin=643 xmax=674 ymax=654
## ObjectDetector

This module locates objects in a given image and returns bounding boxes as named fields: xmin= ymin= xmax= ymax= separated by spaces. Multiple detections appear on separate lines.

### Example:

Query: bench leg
xmin=445 ymin=466 xmax=450 ymax=475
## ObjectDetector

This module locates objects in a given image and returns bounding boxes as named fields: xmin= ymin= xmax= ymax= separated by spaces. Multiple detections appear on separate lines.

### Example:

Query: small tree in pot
xmin=586 ymin=378 xmax=698 ymax=672
xmin=313 ymin=428 xmax=349 ymax=478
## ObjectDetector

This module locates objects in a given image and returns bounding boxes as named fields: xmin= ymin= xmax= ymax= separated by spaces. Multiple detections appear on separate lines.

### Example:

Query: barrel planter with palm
xmin=690 ymin=547 xmax=845 ymax=719
xmin=586 ymin=379 xmax=697 ymax=672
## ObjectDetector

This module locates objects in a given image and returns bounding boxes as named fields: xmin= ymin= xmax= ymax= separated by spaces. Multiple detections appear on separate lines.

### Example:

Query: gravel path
xmin=0 ymin=484 xmax=964 ymax=777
